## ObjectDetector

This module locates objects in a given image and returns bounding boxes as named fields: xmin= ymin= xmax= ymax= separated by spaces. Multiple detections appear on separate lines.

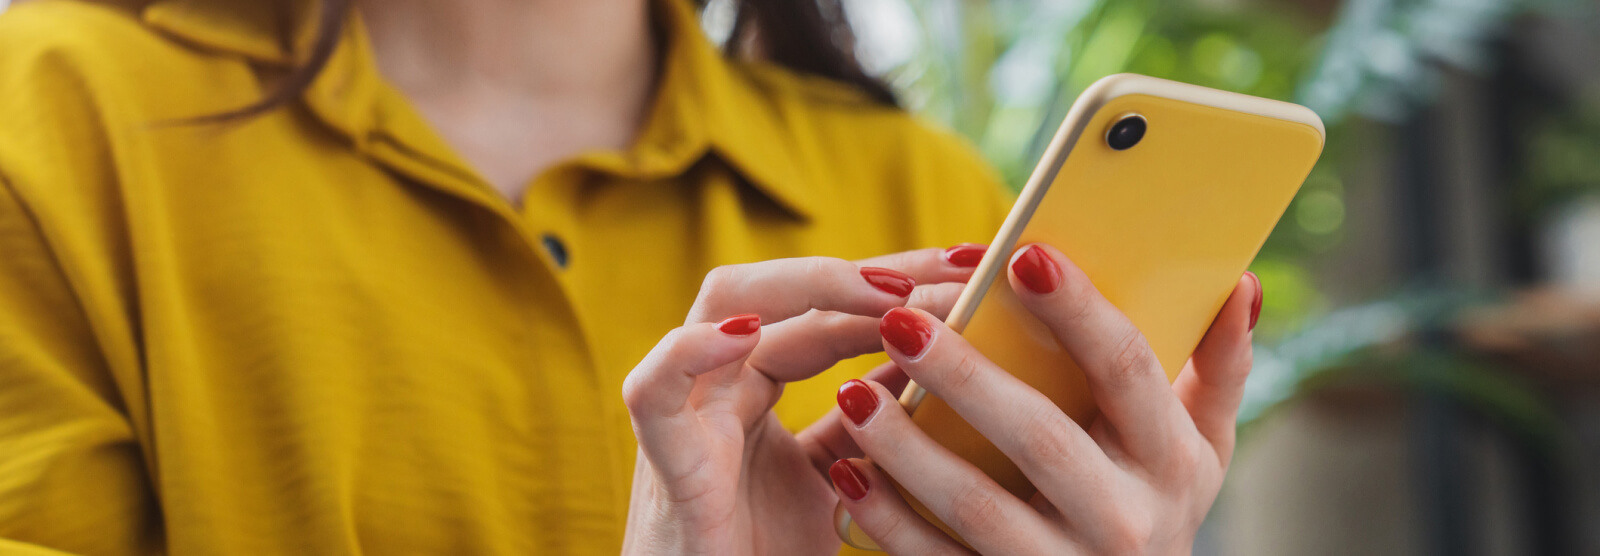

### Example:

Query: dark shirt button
xmin=541 ymin=234 xmax=569 ymax=269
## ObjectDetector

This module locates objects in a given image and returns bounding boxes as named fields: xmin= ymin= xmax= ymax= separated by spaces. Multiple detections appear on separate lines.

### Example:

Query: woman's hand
xmin=832 ymin=243 xmax=1261 ymax=555
xmin=620 ymin=246 xmax=989 ymax=556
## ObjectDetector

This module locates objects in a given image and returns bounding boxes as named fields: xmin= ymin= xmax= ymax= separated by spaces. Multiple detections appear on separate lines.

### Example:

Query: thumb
xmin=623 ymin=314 xmax=763 ymax=477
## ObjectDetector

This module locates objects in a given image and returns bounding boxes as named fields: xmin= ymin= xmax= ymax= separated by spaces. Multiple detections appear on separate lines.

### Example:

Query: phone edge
xmin=897 ymin=74 xmax=1324 ymax=413
xmin=838 ymin=74 xmax=1326 ymax=550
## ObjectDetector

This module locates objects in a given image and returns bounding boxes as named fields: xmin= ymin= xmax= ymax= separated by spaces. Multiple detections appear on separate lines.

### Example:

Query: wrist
xmin=623 ymin=457 xmax=709 ymax=555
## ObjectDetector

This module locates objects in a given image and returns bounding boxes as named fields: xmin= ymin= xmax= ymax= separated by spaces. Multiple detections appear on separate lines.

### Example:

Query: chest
xmin=143 ymin=150 xmax=840 ymax=429
xmin=132 ymin=145 xmax=871 ymax=549
xmin=120 ymin=117 xmax=947 ymax=552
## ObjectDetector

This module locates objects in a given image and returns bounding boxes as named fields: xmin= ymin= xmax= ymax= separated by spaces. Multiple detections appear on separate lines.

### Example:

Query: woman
xmin=0 ymin=0 xmax=1259 ymax=553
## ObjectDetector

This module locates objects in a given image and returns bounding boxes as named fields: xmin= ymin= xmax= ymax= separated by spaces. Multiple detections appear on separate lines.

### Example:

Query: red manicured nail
xmin=830 ymin=459 xmax=870 ymax=501
xmin=880 ymin=307 xmax=933 ymax=358
xmin=943 ymin=243 xmax=987 ymax=268
xmin=837 ymin=379 xmax=880 ymax=426
xmin=717 ymin=314 xmax=761 ymax=335
xmin=860 ymin=267 xmax=915 ymax=297
xmin=1011 ymin=244 xmax=1061 ymax=294
xmin=1246 ymin=271 xmax=1262 ymax=331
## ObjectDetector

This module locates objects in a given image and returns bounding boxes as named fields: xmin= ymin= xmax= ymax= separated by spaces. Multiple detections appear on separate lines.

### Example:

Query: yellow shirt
xmin=0 ymin=0 xmax=1009 ymax=554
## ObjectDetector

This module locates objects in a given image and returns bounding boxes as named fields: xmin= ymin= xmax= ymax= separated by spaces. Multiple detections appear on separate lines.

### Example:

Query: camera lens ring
xmin=1105 ymin=113 xmax=1147 ymax=151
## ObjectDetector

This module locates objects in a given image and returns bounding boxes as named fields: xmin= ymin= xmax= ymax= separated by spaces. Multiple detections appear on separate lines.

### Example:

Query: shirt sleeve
xmin=0 ymin=176 xmax=163 ymax=556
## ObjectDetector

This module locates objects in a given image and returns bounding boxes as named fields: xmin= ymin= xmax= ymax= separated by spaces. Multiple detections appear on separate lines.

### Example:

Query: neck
xmin=355 ymin=0 xmax=656 ymax=100
xmin=351 ymin=0 xmax=661 ymax=200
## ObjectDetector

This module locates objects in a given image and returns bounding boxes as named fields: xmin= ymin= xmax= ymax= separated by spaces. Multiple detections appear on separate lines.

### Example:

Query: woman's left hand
xmin=832 ymin=243 xmax=1261 ymax=555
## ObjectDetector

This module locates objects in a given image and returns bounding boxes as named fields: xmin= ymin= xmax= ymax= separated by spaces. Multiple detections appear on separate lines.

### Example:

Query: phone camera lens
xmin=1105 ymin=114 xmax=1146 ymax=151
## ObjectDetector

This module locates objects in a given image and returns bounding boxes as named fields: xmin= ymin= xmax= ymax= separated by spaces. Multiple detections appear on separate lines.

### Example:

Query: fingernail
xmin=829 ymin=459 xmax=870 ymax=501
xmin=1246 ymin=271 xmax=1262 ymax=331
xmin=1011 ymin=244 xmax=1061 ymax=294
xmin=943 ymin=243 xmax=987 ymax=268
xmin=879 ymin=307 xmax=933 ymax=358
xmin=860 ymin=267 xmax=916 ymax=297
xmin=717 ymin=313 xmax=761 ymax=336
xmin=837 ymin=379 xmax=880 ymax=426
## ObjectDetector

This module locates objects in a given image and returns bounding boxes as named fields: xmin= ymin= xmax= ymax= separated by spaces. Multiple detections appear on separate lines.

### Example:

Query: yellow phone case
xmin=837 ymin=74 xmax=1324 ymax=550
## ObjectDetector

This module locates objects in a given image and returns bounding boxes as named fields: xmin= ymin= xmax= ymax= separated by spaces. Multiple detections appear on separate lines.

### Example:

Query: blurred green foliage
xmin=851 ymin=0 xmax=1596 ymax=339
xmin=1519 ymin=97 xmax=1600 ymax=217
xmin=888 ymin=0 xmax=1323 ymax=185
xmin=845 ymin=0 xmax=1595 ymax=423
xmin=867 ymin=0 xmax=1337 ymax=338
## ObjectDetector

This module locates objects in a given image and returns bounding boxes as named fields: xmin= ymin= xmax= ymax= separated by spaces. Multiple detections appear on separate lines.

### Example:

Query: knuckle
xmin=1058 ymin=275 xmax=1100 ymax=324
xmin=619 ymin=369 xmax=655 ymax=415
xmin=655 ymin=327 xmax=698 ymax=364
xmin=1105 ymin=327 xmax=1158 ymax=388
xmin=911 ymin=283 xmax=962 ymax=313
xmin=806 ymin=256 xmax=846 ymax=277
xmin=1158 ymin=439 xmax=1204 ymax=483
xmin=902 ymin=247 xmax=942 ymax=271
xmin=619 ymin=374 xmax=644 ymax=410
xmin=940 ymin=351 xmax=986 ymax=393
xmin=622 ymin=328 xmax=694 ymax=412
xmin=698 ymin=265 xmax=741 ymax=295
xmin=871 ymin=508 xmax=911 ymax=545
xmin=1203 ymin=347 xmax=1255 ymax=390
xmin=875 ymin=251 xmax=914 ymax=271
xmin=805 ymin=310 xmax=848 ymax=336
xmin=946 ymin=483 xmax=1004 ymax=538
xmin=1016 ymin=410 xmax=1076 ymax=469
xmin=803 ymin=257 xmax=853 ymax=290
xmin=1100 ymin=510 xmax=1155 ymax=554
xmin=882 ymin=248 xmax=935 ymax=272
xmin=906 ymin=284 xmax=934 ymax=307
xmin=1234 ymin=350 xmax=1256 ymax=380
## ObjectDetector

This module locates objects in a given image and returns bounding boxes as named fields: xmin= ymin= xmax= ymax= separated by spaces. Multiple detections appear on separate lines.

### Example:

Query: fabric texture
xmin=0 ymin=0 xmax=1011 ymax=553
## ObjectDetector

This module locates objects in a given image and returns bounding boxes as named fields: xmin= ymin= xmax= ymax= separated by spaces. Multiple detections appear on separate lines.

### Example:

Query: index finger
xmin=1005 ymin=243 xmax=1190 ymax=463
xmin=854 ymin=244 xmax=987 ymax=285
xmin=686 ymin=250 xmax=939 ymax=325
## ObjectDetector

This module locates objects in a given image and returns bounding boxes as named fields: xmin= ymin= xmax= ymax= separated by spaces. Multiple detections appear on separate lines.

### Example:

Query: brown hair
xmin=209 ymin=0 xmax=895 ymax=121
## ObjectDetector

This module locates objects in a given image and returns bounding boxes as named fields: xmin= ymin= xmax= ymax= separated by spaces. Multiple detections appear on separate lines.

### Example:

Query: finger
xmin=878 ymin=307 xmax=1115 ymax=527
xmin=1005 ymin=243 xmax=1188 ymax=461
xmin=684 ymin=245 xmax=986 ymax=326
xmin=795 ymin=363 xmax=909 ymax=473
xmin=749 ymin=282 xmax=964 ymax=382
xmin=713 ymin=283 xmax=957 ymax=429
xmin=837 ymin=379 xmax=1057 ymax=554
xmin=685 ymin=257 xmax=917 ymax=325
xmin=621 ymin=315 xmax=761 ymax=476
xmin=854 ymin=244 xmax=988 ymax=285
xmin=830 ymin=458 xmax=975 ymax=556
xmin=1173 ymin=272 xmax=1258 ymax=467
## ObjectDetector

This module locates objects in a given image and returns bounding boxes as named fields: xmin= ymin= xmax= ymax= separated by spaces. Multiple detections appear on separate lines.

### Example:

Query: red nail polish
xmin=943 ymin=243 xmax=987 ymax=268
xmin=860 ymin=267 xmax=915 ymax=297
xmin=837 ymin=379 xmax=880 ymax=426
xmin=1011 ymin=244 xmax=1061 ymax=294
xmin=829 ymin=459 xmax=870 ymax=501
xmin=718 ymin=314 xmax=761 ymax=335
xmin=1246 ymin=271 xmax=1262 ymax=331
xmin=879 ymin=307 xmax=933 ymax=358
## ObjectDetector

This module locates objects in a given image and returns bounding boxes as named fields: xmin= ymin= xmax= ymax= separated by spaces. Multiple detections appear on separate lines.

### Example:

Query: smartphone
xmin=836 ymin=73 xmax=1325 ymax=550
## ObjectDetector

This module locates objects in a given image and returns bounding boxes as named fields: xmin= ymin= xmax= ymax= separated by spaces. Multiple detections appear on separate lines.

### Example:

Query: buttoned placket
xmin=360 ymin=123 xmax=646 ymax=524
xmin=134 ymin=0 xmax=857 ymax=540
xmin=310 ymin=7 xmax=638 ymax=518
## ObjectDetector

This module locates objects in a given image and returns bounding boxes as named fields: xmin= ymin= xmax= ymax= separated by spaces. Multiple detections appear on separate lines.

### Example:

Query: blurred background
xmin=722 ymin=0 xmax=1600 ymax=553
xmin=3 ymin=0 xmax=1592 ymax=553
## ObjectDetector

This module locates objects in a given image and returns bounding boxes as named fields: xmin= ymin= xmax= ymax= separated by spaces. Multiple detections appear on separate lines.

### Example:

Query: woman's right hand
xmin=620 ymin=246 xmax=987 ymax=556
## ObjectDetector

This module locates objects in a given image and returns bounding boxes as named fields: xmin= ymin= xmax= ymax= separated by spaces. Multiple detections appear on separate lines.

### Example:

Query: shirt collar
xmin=141 ymin=0 xmax=821 ymax=219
